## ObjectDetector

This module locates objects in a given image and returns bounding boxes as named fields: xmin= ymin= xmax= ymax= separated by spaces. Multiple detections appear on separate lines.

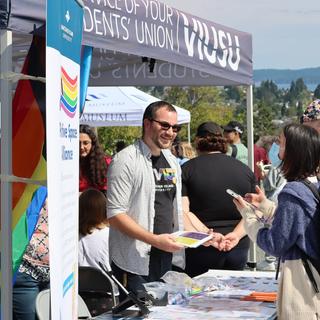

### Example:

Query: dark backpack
xmin=300 ymin=180 xmax=320 ymax=293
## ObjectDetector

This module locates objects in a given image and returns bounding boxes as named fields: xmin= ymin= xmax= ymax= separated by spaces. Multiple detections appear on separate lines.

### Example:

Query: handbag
xmin=300 ymin=180 xmax=320 ymax=293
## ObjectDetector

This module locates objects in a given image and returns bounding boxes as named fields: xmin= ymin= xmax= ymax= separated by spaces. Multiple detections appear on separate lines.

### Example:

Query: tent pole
xmin=0 ymin=29 xmax=13 ymax=320
xmin=187 ymin=123 xmax=191 ymax=144
xmin=246 ymin=85 xmax=256 ymax=270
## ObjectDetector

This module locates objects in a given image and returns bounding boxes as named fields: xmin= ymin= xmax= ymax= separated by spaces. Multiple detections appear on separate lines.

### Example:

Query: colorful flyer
xmin=173 ymin=231 xmax=213 ymax=248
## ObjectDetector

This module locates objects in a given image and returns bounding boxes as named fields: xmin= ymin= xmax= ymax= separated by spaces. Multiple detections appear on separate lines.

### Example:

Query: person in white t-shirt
xmin=223 ymin=120 xmax=248 ymax=165
xmin=78 ymin=188 xmax=110 ymax=272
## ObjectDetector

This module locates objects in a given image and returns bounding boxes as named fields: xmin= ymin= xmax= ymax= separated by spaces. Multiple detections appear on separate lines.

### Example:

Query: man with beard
xmin=107 ymin=101 xmax=185 ymax=297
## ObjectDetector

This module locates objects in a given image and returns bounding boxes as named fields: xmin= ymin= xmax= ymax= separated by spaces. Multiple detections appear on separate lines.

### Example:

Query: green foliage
xmin=287 ymin=78 xmax=307 ymax=99
xmin=97 ymin=81 xmax=314 ymax=150
xmin=281 ymin=102 xmax=288 ymax=118
xmin=253 ymin=81 xmax=282 ymax=118
xmin=285 ymin=78 xmax=311 ymax=117
xmin=253 ymin=101 xmax=276 ymax=139
xmin=314 ymin=84 xmax=320 ymax=99
xmin=224 ymin=86 xmax=241 ymax=102
xmin=161 ymin=86 xmax=235 ymax=141
xmin=255 ymin=80 xmax=279 ymax=104
xmin=98 ymin=126 xmax=140 ymax=155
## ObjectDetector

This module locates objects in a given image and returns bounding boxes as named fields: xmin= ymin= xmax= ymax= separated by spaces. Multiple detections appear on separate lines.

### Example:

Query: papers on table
xmin=200 ymin=269 xmax=278 ymax=293
xmin=92 ymin=270 xmax=278 ymax=320
xmin=207 ymin=289 xmax=253 ymax=299
xmin=150 ymin=299 xmax=276 ymax=319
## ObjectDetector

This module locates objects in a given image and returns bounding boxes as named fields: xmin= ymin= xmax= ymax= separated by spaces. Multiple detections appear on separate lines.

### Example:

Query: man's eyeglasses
xmin=150 ymin=119 xmax=182 ymax=133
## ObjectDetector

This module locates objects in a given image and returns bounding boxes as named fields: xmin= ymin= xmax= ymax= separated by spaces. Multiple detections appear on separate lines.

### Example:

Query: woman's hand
xmin=220 ymin=232 xmax=240 ymax=251
xmin=211 ymin=232 xmax=225 ymax=249
xmin=233 ymin=195 xmax=250 ymax=212
xmin=202 ymin=229 xmax=224 ymax=247
xmin=244 ymin=185 xmax=266 ymax=208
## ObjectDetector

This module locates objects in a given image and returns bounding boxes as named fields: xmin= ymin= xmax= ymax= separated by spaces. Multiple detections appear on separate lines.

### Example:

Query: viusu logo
xmin=180 ymin=13 xmax=241 ymax=71
xmin=65 ymin=10 xmax=70 ymax=23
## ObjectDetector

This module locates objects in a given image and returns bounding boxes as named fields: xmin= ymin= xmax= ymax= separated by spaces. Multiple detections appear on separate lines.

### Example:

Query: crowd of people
xmin=12 ymin=99 xmax=320 ymax=319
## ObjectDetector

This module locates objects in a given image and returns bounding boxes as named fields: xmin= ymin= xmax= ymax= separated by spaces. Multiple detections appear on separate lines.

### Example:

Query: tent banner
xmin=80 ymin=86 xmax=190 ymax=126
xmin=46 ymin=0 xmax=83 ymax=318
xmin=2 ymin=0 xmax=253 ymax=85
xmin=81 ymin=110 xmax=141 ymax=126
xmin=82 ymin=0 xmax=252 ymax=84
xmin=89 ymin=51 xmax=246 ymax=86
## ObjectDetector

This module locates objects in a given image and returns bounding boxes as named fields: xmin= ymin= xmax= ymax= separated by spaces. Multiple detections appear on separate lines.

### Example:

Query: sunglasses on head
xmin=150 ymin=119 xmax=182 ymax=133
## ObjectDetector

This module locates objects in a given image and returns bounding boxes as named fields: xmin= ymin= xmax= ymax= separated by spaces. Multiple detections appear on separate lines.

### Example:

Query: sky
xmin=161 ymin=0 xmax=320 ymax=70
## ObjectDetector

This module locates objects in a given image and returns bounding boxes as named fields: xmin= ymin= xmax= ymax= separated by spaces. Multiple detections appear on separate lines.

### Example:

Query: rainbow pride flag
xmin=12 ymin=33 xmax=47 ymax=275
xmin=11 ymin=35 xmax=92 ymax=276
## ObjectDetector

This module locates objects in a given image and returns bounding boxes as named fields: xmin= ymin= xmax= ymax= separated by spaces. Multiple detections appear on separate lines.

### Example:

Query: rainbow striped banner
xmin=12 ymin=34 xmax=47 ymax=276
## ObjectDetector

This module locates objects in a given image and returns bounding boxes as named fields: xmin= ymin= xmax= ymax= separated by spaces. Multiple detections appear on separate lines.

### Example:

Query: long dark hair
xmin=79 ymin=125 xmax=107 ymax=188
xmin=281 ymin=123 xmax=320 ymax=181
xmin=79 ymin=188 xmax=107 ymax=236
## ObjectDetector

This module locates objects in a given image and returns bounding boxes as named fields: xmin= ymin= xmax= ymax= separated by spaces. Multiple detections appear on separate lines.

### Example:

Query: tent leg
xmin=246 ymin=85 xmax=256 ymax=270
xmin=187 ymin=123 xmax=191 ymax=144
xmin=0 ymin=29 xmax=13 ymax=320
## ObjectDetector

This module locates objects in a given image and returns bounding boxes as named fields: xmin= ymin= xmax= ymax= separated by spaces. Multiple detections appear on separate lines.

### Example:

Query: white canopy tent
xmin=80 ymin=86 xmax=191 ymax=141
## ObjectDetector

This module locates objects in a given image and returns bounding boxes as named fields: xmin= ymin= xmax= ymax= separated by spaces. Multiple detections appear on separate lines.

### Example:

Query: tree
xmin=296 ymin=101 xmax=304 ymax=119
xmin=224 ymin=86 xmax=241 ymax=102
xmin=314 ymin=84 xmax=320 ymax=99
xmin=253 ymin=80 xmax=283 ymax=118
xmin=98 ymin=126 xmax=140 ymax=155
xmin=255 ymin=80 xmax=279 ymax=105
xmin=253 ymin=101 xmax=276 ymax=139
xmin=285 ymin=78 xmax=310 ymax=118
xmin=281 ymin=102 xmax=288 ymax=118
xmin=97 ymin=81 xmax=314 ymax=152
xmin=163 ymin=86 xmax=235 ymax=141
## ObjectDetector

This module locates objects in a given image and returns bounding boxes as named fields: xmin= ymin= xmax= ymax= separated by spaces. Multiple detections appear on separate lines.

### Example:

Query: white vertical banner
xmin=46 ymin=0 xmax=83 ymax=319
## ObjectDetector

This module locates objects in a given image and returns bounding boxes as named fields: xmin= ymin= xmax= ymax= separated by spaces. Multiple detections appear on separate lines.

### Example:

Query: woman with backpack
xmin=233 ymin=123 xmax=320 ymax=320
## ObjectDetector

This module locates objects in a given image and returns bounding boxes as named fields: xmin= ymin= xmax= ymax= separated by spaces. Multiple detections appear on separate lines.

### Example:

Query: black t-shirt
xmin=151 ymin=153 xmax=176 ymax=235
xmin=182 ymin=153 xmax=256 ymax=228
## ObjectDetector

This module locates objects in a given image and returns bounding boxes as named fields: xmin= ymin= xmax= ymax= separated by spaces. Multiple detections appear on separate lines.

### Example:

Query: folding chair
xmin=35 ymin=289 xmax=91 ymax=320
xmin=78 ymin=266 xmax=119 ymax=317
xmin=35 ymin=289 xmax=50 ymax=320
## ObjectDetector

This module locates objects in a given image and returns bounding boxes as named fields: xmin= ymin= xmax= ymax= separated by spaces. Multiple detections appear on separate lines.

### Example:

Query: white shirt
xmin=78 ymin=227 xmax=111 ymax=272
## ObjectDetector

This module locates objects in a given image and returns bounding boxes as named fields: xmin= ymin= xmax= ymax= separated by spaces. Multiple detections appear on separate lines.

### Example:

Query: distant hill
xmin=253 ymin=67 xmax=320 ymax=89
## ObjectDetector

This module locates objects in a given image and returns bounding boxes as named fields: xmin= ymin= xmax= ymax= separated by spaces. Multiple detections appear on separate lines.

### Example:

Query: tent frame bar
xmin=0 ymin=29 xmax=13 ymax=320
xmin=187 ymin=123 xmax=191 ymax=144
xmin=246 ymin=85 xmax=256 ymax=270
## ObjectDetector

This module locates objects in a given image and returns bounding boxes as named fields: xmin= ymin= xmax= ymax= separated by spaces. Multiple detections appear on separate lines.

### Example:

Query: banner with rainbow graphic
xmin=46 ymin=0 xmax=83 ymax=318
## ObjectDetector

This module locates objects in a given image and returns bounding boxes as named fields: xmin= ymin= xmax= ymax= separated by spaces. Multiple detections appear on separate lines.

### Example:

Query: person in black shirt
xmin=182 ymin=122 xmax=256 ymax=277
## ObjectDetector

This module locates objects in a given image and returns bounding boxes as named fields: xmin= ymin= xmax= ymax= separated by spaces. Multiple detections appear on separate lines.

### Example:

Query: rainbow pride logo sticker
xmin=60 ymin=66 xmax=78 ymax=118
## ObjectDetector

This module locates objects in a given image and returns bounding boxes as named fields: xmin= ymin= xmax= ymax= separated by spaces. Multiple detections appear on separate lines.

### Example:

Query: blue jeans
xmin=185 ymin=240 xmax=249 ymax=277
xmin=111 ymin=248 xmax=172 ymax=301
xmin=13 ymin=271 xmax=50 ymax=320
